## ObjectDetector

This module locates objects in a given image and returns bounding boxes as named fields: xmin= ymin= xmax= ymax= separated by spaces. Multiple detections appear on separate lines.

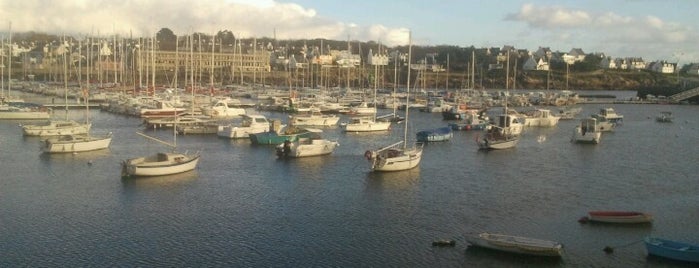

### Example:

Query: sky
xmin=1 ymin=0 xmax=698 ymax=64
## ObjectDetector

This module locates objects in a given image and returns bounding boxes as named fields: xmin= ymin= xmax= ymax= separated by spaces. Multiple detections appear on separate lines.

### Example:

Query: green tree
xmin=156 ymin=28 xmax=177 ymax=51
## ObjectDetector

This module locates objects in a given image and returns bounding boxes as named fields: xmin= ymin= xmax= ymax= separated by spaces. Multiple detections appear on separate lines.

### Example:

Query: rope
xmin=604 ymin=239 xmax=644 ymax=253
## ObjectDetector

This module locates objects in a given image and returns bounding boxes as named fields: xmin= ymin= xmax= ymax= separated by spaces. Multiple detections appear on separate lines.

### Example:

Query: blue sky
xmin=2 ymin=0 xmax=697 ymax=63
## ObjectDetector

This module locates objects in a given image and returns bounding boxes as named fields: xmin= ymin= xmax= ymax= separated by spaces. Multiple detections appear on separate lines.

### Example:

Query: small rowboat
xmin=465 ymin=232 xmax=563 ymax=257
xmin=645 ymin=237 xmax=699 ymax=263
xmin=579 ymin=211 xmax=653 ymax=224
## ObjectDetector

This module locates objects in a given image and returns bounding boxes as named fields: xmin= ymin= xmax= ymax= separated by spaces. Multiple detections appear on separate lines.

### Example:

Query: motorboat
xmin=248 ymin=126 xmax=321 ymax=145
xmin=465 ymin=232 xmax=563 ymax=257
xmin=217 ymin=114 xmax=271 ymax=139
xmin=289 ymin=110 xmax=340 ymax=127
xmin=342 ymin=115 xmax=391 ymax=132
xmin=201 ymin=100 xmax=246 ymax=118
xmin=522 ymin=108 xmax=560 ymax=127
xmin=592 ymin=107 xmax=623 ymax=125
xmin=572 ymin=118 xmax=602 ymax=144
xmin=275 ymin=137 xmax=339 ymax=158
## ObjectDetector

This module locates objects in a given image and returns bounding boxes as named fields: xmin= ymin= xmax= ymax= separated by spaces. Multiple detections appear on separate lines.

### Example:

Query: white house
xmin=562 ymin=48 xmax=586 ymax=64
xmin=523 ymin=56 xmax=549 ymax=71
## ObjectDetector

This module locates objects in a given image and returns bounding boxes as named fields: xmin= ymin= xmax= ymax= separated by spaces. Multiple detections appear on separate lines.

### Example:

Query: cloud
xmin=506 ymin=3 xmax=698 ymax=61
xmin=0 ymin=0 xmax=410 ymax=46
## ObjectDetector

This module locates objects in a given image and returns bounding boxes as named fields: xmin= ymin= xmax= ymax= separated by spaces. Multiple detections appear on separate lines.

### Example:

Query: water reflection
xmin=121 ymin=170 xmax=199 ymax=188
xmin=365 ymin=168 xmax=421 ymax=190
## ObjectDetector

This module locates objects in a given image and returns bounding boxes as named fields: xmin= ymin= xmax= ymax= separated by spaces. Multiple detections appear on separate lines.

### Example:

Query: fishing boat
xmin=656 ymin=111 xmax=673 ymax=123
xmin=275 ymin=137 xmax=339 ymax=158
xmin=557 ymin=106 xmax=582 ymax=120
xmin=571 ymin=118 xmax=602 ymax=144
xmin=465 ymin=232 xmax=563 ymax=257
xmin=644 ymin=237 xmax=699 ymax=263
xmin=580 ymin=211 xmax=653 ymax=223
xmin=364 ymin=31 xmax=423 ymax=172
xmin=416 ymin=127 xmax=453 ymax=142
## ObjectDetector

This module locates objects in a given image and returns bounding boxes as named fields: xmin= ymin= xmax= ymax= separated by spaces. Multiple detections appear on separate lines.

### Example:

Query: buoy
xmin=603 ymin=246 xmax=614 ymax=253
xmin=88 ymin=160 xmax=93 ymax=166
xmin=578 ymin=216 xmax=589 ymax=223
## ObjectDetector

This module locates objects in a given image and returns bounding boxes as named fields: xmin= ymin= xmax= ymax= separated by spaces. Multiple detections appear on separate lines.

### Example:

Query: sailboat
xmin=22 ymin=38 xmax=90 ymax=135
xmin=364 ymin=31 xmax=423 ymax=172
xmin=476 ymin=51 xmax=523 ymax=150
xmin=121 ymin=125 xmax=200 ymax=177
xmin=122 ymin=48 xmax=200 ymax=180
xmin=42 ymin=40 xmax=112 ymax=153
xmin=0 ymin=22 xmax=50 ymax=120
xmin=341 ymin=47 xmax=391 ymax=132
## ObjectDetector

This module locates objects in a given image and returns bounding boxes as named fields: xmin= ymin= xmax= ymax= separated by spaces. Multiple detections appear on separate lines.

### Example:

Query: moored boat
xmin=465 ymin=232 xmax=563 ymax=257
xmin=571 ymin=118 xmax=602 ymax=144
xmin=416 ymin=127 xmax=453 ymax=142
xmin=275 ymin=137 xmax=339 ymax=158
xmin=656 ymin=111 xmax=673 ymax=123
xmin=580 ymin=211 xmax=653 ymax=224
xmin=42 ymin=133 xmax=112 ymax=153
xmin=644 ymin=237 xmax=699 ymax=263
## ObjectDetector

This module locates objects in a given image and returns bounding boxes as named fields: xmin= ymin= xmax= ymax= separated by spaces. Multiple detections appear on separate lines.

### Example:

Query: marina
xmin=0 ymin=90 xmax=698 ymax=267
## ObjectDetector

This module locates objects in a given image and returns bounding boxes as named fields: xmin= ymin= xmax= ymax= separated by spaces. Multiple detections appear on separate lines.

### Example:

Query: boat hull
xmin=370 ymin=146 xmax=423 ymax=172
xmin=122 ymin=153 xmax=200 ymax=177
xmin=645 ymin=237 xmax=699 ymax=263
xmin=42 ymin=134 xmax=112 ymax=153
xmin=466 ymin=233 xmax=563 ymax=257
xmin=587 ymin=211 xmax=653 ymax=223
xmin=343 ymin=120 xmax=391 ymax=132
xmin=276 ymin=140 xmax=339 ymax=158
xmin=23 ymin=121 xmax=91 ymax=136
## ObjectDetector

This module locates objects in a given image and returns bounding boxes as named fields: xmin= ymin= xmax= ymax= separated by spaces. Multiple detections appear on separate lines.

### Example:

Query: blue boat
xmin=644 ymin=237 xmax=699 ymax=263
xmin=416 ymin=127 xmax=453 ymax=142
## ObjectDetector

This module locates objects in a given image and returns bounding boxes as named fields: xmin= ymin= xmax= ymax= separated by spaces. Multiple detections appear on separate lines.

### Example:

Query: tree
xmin=156 ymin=28 xmax=177 ymax=51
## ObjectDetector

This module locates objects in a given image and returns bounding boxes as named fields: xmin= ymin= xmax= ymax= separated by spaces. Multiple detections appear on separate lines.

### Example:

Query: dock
xmin=43 ymin=103 xmax=101 ymax=109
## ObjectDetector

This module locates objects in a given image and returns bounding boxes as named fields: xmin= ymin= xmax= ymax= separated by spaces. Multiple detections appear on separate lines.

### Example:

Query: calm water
xmin=1 ymin=95 xmax=698 ymax=267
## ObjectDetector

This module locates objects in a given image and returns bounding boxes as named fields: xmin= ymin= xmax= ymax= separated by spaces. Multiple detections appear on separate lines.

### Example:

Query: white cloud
xmin=506 ymin=3 xmax=699 ymax=62
xmin=0 ymin=0 xmax=410 ymax=46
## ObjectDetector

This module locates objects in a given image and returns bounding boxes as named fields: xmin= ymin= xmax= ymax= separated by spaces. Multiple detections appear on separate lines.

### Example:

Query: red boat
xmin=579 ymin=211 xmax=653 ymax=224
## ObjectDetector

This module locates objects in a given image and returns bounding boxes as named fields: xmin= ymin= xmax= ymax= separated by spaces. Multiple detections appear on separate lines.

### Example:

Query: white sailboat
xmin=364 ymin=31 xmax=423 ymax=172
xmin=22 ymin=37 xmax=90 ymax=135
xmin=341 ymin=46 xmax=391 ymax=132
xmin=42 ymin=40 xmax=112 ymax=154
xmin=122 ymin=95 xmax=200 ymax=177
xmin=0 ymin=21 xmax=50 ymax=120
xmin=476 ymin=51 xmax=523 ymax=150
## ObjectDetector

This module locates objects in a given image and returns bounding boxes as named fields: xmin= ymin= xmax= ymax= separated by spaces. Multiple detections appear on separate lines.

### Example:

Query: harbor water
xmin=1 ymin=94 xmax=698 ymax=267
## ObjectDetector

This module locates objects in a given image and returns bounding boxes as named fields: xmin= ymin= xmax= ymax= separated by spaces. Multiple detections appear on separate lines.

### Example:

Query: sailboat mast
xmin=63 ymin=35 xmax=69 ymax=119
xmin=403 ymin=31 xmax=412 ymax=149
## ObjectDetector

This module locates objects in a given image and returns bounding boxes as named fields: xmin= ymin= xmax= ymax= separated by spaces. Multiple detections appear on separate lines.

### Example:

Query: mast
xmin=403 ymin=31 xmax=412 ymax=148
xmin=8 ymin=21 xmax=11 ymax=100
xmin=63 ymin=35 xmax=69 ymax=119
